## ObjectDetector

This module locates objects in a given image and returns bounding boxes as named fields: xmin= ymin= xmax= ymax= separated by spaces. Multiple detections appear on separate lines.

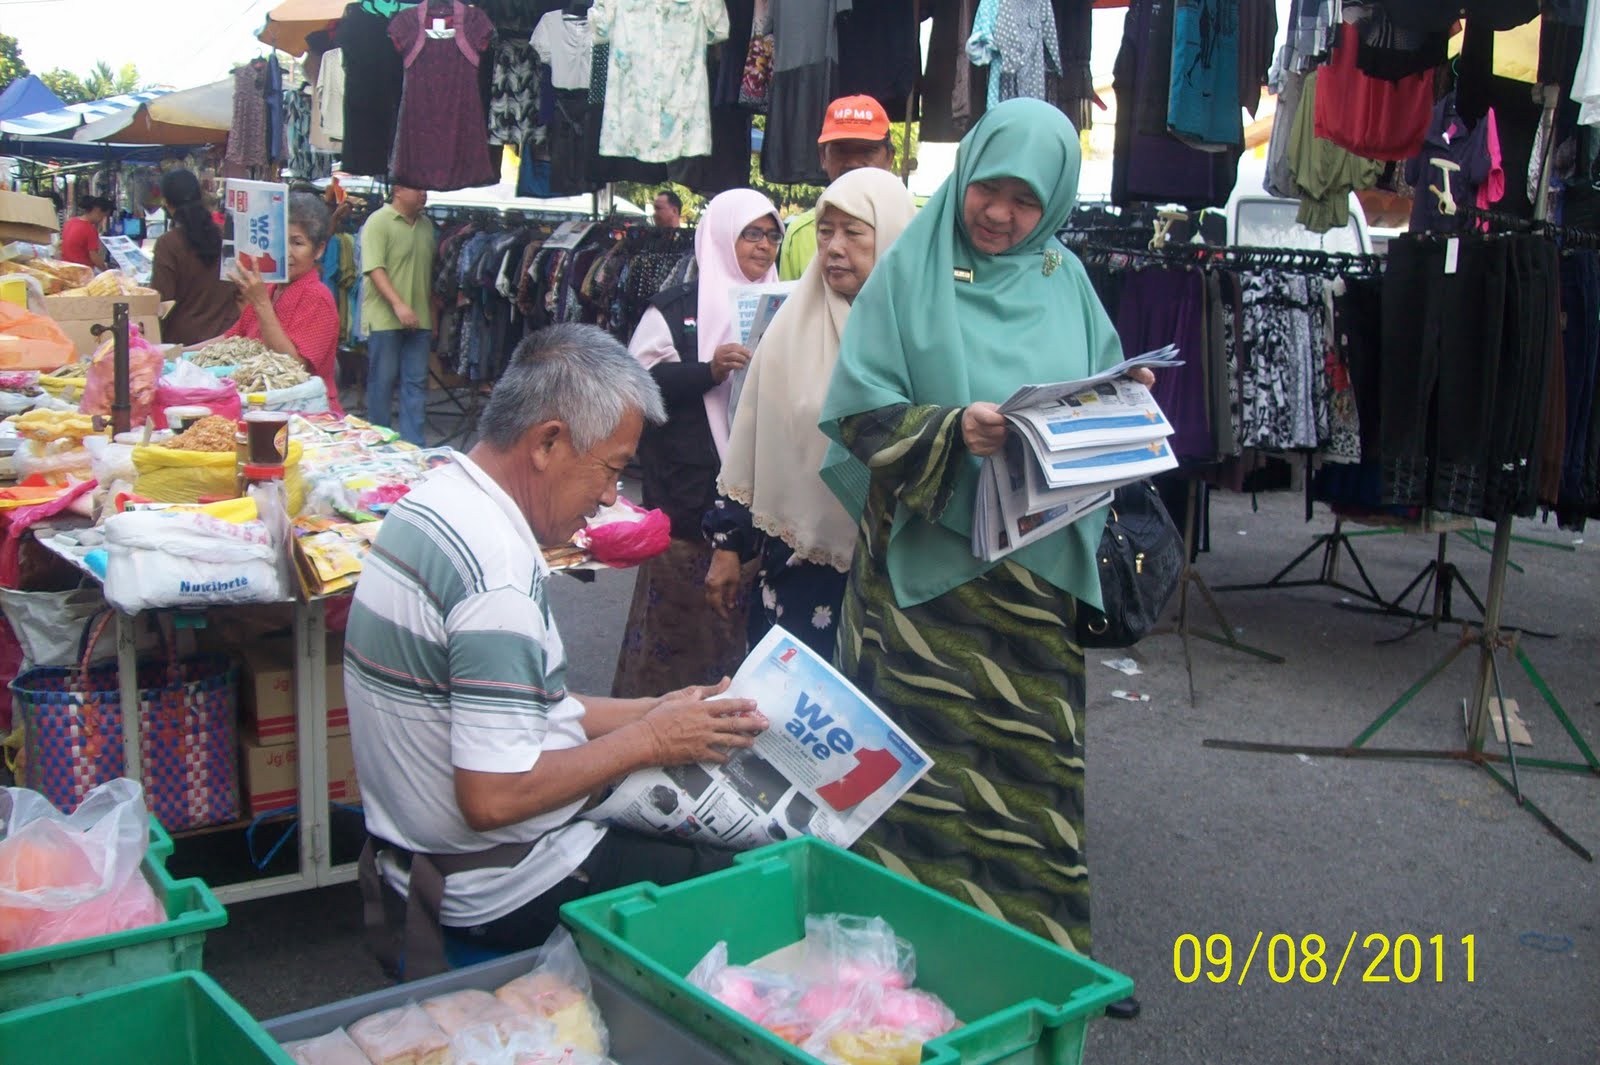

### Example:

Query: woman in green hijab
xmin=820 ymin=98 xmax=1153 ymax=989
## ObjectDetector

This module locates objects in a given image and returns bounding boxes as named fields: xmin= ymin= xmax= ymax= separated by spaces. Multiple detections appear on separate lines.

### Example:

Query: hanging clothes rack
xmin=1205 ymin=129 xmax=1600 ymax=859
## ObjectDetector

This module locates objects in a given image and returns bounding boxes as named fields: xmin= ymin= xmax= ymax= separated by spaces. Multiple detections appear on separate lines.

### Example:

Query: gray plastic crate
xmin=262 ymin=949 xmax=737 ymax=1065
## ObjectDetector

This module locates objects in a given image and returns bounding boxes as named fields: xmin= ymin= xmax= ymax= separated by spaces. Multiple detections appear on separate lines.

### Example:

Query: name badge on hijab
xmin=952 ymin=267 xmax=974 ymax=283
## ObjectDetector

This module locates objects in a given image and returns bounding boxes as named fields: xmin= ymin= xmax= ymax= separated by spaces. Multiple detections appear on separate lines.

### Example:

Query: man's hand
xmin=639 ymin=685 xmax=766 ymax=766
xmin=961 ymin=402 xmax=1008 ymax=457
xmin=710 ymin=342 xmax=751 ymax=383
xmin=704 ymin=549 xmax=743 ymax=619
xmin=394 ymin=301 xmax=421 ymax=329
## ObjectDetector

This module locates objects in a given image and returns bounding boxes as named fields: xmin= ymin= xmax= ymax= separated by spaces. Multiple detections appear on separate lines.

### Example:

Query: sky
xmin=0 ymin=0 xmax=281 ymax=89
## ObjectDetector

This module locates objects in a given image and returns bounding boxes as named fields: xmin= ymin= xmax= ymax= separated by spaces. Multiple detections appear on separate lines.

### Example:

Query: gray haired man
xmin=346 ymin=324 xmax=769 ymax=978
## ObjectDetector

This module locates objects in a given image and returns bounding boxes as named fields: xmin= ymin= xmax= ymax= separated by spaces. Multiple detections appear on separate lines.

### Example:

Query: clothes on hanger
xmin=225 ymin=59 xmax=271 ymax=170
xmin=968 ymin=0 xmax=1061 ymax=109
xmin=388 ymin=0 xmax=499 ymax=190
xmin=339 ymin=0 xmax=408 ymax=175
xmin=590 ymin=0 xmax=728 ymax=163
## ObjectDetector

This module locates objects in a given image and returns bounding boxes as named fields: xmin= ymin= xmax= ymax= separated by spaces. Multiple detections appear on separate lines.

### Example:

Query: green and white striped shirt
xmin=345 ymin=454 xmax=604 ymax=924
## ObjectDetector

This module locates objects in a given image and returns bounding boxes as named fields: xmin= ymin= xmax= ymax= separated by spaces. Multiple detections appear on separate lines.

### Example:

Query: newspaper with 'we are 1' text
xmin=583 ymin=627 xmax=932 ymax=850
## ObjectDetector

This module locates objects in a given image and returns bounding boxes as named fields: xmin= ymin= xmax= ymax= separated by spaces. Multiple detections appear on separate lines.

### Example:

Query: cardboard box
xmin=0 ymin=191 xmax=60 ymax=246
xmin=239 ymin=636 xmax=350 ymax=746
xmin=42 ymin=291 xmax=164 ymax=356
xmin=240 ymin=732 xmax=361 ymax=817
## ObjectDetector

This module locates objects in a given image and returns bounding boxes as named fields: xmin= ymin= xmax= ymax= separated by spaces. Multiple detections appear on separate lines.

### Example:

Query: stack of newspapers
xmin=973 ymin=345 xmax=1184 ymax=562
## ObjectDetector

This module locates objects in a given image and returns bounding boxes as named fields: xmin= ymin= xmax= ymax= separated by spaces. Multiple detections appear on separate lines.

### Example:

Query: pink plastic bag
xmin=152 ymin=377 xmax=242 ymax=429
xmin=79 ymin=324 xmax=165 ymax=429
xmin=0 ymin=778 xmax=163 ymax=954
xmin=575 ymin=497 xmax=670 ymax=568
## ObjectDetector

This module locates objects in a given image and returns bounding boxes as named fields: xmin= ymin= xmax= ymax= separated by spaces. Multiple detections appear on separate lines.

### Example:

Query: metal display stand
xmin=115 ymin=598 xmax=358 ymax=904
xmin=1213 ymin=517 xmax=1388 ymax=606
xmin=1156 ymin=482 xmax=1285 ymax=704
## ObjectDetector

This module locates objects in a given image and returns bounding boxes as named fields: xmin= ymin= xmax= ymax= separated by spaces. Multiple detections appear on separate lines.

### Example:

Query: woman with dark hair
xmin=152 ymin=170 xmax=239 ymax=344
xmin=218 ymin=191 xmax=344 ymax=415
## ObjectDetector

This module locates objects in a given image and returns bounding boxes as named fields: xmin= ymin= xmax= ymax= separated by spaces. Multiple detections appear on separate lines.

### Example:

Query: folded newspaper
xmin=583 ymin=627 xmax=932 ymax=850
xmin=973 ymin=345 xmax=1183 ymax=562
xmin=727 ymin=281 xmax=799 ymax=430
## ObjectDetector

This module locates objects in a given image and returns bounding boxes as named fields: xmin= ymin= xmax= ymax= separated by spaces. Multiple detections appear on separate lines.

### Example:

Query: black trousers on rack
xmin=1482 ymin=236 xmax=1561 ymax=520
xmin=1378 ymin=235 xmax=1503 ymax=516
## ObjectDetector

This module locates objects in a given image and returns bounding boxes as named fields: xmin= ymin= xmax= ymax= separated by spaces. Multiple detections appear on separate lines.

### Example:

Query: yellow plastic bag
xmin=132 ymin=439 xmax=304 ymax=513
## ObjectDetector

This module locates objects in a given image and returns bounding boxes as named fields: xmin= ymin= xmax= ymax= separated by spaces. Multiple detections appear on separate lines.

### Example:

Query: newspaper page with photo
xmin=583 ymin=627 xmax=932 ymax=850
xmin=727 ymin=282 xmax=798 ymax=428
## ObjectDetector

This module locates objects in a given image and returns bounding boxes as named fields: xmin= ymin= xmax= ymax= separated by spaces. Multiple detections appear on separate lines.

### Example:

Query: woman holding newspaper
xmin=819 ymin=98 xmax=1152 ymax=1017
xmin=613 ymin=189 xmax=785 ymax=698
xmin=706 ymin=168 xmax=917 ymax=660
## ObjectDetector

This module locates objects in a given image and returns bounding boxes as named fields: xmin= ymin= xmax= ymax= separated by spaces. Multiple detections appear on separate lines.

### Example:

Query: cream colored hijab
xmin=718 ymin=168 xmax=916 ymax=572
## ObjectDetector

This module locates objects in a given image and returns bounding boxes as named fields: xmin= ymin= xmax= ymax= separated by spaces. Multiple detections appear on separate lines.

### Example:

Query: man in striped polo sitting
xmin=346 ymin=323 xmax=769 ymax=979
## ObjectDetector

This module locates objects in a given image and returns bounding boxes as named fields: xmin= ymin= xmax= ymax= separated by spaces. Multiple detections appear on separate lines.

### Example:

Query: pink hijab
xmin=693 ymin=189 xmax=780 ymax=458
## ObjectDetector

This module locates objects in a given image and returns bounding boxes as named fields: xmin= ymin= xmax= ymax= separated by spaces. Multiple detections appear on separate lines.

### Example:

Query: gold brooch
xmin=1042 ymin=249 xmax=1063 ymax=277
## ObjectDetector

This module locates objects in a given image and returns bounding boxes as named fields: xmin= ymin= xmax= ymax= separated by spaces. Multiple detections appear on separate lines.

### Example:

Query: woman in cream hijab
xmin=706 ymin=169 xmax=916 ymax=660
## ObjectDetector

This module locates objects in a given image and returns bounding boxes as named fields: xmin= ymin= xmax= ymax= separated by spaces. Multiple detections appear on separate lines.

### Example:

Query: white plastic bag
xmin=263 ymin=376 xmax=330 ymax=413
xmin=0 ymin=586 xmax=158 ymax=667
xmin=0 ymin=778 xmax=163 ymax=954
xmin=102 ymin=508 xmax=282 ymax=613
xmin=347 ymin=1004 xmax=450 ymax=1065
xmin=450 ymin=1020 xmax=616 ymax=1065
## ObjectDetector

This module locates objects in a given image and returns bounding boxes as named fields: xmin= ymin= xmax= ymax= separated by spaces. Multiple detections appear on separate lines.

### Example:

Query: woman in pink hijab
xmin=612 ymin=188 xmax=783 ymax=698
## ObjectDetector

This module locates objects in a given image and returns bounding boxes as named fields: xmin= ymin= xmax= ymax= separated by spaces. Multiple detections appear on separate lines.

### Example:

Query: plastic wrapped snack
xmin=450 ymin=1020 xmax=618 ymax=1065
xmin=493 ymin=928 xmax=609 ymax=1055
xmin=347 ymin=1004 xmax=450 ymax=1065
xmin=282 ymin=1028 xmax=371 ymax=1065
xmin=688 ymin=941 xmax=803 ymax=1028
xmin=422 ymin=988 xmax=536 ymax=1039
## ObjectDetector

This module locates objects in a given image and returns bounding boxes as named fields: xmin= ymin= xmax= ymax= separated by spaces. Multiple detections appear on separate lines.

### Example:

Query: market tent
xmin=0 ymin=89 xmax=170 ymax=137
xmin=258 ymin=0 xmax=345 ymax=57
xmin=0 ymin=77 xmax=65 ymax=124
xmin=0 ymin=135 xmax=176 ymax=163
xmin=73 ymin=80 xmax=232 ymax=146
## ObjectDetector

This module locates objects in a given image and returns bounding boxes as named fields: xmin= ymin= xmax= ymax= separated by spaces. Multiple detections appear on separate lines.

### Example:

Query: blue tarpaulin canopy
xmin=0 ymin=77 xmax=66 ymax=124
xmin=0 ymin=89 xmax=171 ymax=138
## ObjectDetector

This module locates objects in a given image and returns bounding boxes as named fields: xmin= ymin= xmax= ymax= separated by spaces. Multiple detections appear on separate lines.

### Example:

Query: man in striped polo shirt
xmin=347 ymin=324 xmax=769 ymax=976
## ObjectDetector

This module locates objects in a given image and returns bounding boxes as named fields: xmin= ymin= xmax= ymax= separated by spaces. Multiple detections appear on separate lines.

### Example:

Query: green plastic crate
xmin=0 ymin=970 xmax=294 ymax=1064
xmin=0 ymin=817 xmax=227 ymax=1011
xmin=561 ymin=837 xmax=1134 ymax=1065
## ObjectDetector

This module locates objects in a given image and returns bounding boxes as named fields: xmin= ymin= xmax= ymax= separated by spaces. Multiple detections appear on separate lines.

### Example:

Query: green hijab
xmin=819 ymin=97 xmax=1125 ymax=609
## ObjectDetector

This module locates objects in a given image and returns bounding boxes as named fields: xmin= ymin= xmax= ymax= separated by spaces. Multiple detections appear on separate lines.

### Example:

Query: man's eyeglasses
xmin=738 ymin=226 xmax=783 ymax=245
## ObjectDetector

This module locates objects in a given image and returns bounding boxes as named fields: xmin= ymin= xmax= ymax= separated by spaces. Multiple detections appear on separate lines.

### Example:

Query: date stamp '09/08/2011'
xmin=1173 ymin=933 xmax=1477 ymax=986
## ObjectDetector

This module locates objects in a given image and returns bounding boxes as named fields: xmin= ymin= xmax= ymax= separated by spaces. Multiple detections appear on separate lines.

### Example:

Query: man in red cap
xmin=777 ymin=94 xmax=897 ymax=281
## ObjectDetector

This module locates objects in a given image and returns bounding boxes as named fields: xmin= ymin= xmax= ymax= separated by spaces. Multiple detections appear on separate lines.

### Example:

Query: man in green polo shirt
xmin=777 ymin=95 xmax=897 ymax=282
xmin=361 ymin=184 xmax=436 ymax=444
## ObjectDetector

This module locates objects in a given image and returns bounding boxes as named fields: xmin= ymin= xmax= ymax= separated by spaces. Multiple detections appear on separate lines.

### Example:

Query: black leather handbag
xmin=1077 ymin=481 xmax=1184 ymax=648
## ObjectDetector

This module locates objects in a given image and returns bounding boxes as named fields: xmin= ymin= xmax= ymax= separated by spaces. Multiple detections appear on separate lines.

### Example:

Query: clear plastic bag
xmin=687 ymin=940 xmax=804 ymax=1028
xmin=346 ymin=1003 xmax=450 ymax=1065
xmin=449 ymin=1020 xmax=617 ymax=1065
xmin=282 ymin=1027 xmax=372 ymax=1065
xmin=492 ymin=927 xmax=610 ymax=1056
xmin=0 ymin=777 xmax=163 ymax=954
xmin=422 ymin=988 xmax=537 ymax=1040
xmin=801 ymin=914 xmax=916 ymax=990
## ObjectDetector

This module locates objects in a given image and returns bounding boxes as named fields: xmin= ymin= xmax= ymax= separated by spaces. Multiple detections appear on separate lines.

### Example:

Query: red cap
xmin=818 ymin=95 xmax=890 ymax=144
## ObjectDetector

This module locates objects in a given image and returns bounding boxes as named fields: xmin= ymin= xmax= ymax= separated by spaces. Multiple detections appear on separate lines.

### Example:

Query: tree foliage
xmin=615 ymin=119 xmax=921 ymax=224
xmin=0 ymin=34 xmax=27 ymax=96
xmin=39 ymin=61 xmax=142 ymax=105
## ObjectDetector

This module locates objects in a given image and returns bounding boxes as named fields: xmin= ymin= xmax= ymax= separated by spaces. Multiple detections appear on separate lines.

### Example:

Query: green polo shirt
xmin=778 ymin=207 xmax=817 ymax=282
xmin=360 ymin=204 xmax=436 ymax=333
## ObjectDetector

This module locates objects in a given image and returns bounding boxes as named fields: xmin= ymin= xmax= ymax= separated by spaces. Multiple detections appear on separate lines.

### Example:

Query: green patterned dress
xmin=837 ymin=404 xmax=1092 ymax=955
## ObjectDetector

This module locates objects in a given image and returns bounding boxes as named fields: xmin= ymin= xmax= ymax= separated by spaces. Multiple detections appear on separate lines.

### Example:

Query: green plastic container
xmin=562 ymin=837 xmax=1134 ymax=1065
xmin=0 ymin=817 xmax=227 ymax=1011
xmin=0 ymin=970 xmax=294 ymax=1064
